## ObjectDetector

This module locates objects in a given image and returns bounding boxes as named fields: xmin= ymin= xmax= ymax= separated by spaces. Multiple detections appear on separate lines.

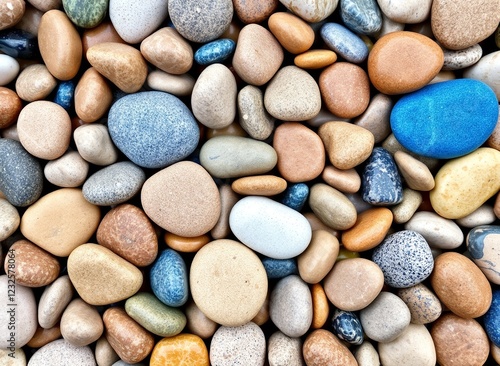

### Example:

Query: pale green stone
xmin=63 ymin=0 xmax=109 ymax=28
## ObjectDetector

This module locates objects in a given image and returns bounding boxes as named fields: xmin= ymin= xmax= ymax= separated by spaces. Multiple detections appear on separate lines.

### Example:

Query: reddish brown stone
xmin=303 ymin=329 xmax=357 ymax=366
xmin=233 ymin=0 xmax=278 ymax=23
xmin=0 ymin=87 xmax=22 ymax=129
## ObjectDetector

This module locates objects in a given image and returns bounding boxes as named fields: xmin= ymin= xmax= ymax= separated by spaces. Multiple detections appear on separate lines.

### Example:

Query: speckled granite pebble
xmin=443 ymin=44 xmax=482 ymax=70
xmin=268 ymin=331 xmax=304 ymax=366
xmin=340 ymin=0 xmax=382 ymax=35
xmin=320 ymin=22 xmax=368 ymax=63
xmin=27 ymin=339 xmax=96 ymax=366
xmin=63 ymin=0 xmax=108 ymax=28
xmin=397 ymin=283 xmax=442 ymax=325
xmin=150 ymin=249 xmax=188 ymax=307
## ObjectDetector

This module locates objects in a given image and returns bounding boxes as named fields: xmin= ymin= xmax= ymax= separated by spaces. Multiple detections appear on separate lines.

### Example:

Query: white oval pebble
xmin=354 ymin=341 xmax=380 ymax=366
xmin=405 ymin=211 xmax=464 ymax=250
xmin=456 ymin=204 xmax=497 ymax=228
xmin=0 ymin=198 xmax=20 ymax=241
xmin=0 ymin=54 xmax=20 ymax=86
xmin=38 ymin=275 xmax=74 ymax=329
xmin=74 ymin=124 xmax=119 ymax=166
xmin=147 ymin=70 xmax=195 ymax=97
xmin=27 ymin=339 xmax=96 ymax=366
xmin=442 ymin=44 xmax=482 ymax=70
xmin=44 ymin=150 xmax=89 ymax=188
xmin=464 ymin=50 xmax=500 ymax=100
xmin=268 ymin=331 xmax=304 ymax=366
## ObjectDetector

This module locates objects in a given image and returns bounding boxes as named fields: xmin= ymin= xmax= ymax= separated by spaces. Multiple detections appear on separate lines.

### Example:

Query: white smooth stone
xmin=27 ymin=339 xmax=96 ymax=366
xmin=44 ymin=150 xmax=89 ymax=188
xmin=38 ymin=275 xmax=74 ymax=329
xmin=405 ymin=211 xmax=464 ymax=249
xmin=0 ymin=198 xmax=20 ymax=241
xmin=0 ymin=347 xmax=26 ymax=365
xmin=354 ymin=341 xmax=381 ymax=366
xmin=0 ymin=55 xmax=20 ymax=86
xmin=464 ymin=50 xmax=500 ymax=100
xmin=74 ymin=124 xmax=119 ymax=166
xmin=377 ymin=0 xmax=432 ymax=23
xmin=456 ymin=205 xmax=497 ymax=228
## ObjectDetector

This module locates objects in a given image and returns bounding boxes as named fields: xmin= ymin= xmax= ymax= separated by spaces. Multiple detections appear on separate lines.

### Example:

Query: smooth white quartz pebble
xmin=0 ymin=54 xmax=20 ymax=86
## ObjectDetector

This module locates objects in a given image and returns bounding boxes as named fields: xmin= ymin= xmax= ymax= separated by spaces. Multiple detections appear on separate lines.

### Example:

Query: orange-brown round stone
xmin=0 ymin=87 xmax=22 ymax=129
xmin=164 ymin=232 xmax=210 ymax=253
xmin=75 ymin=67 xmax=113 ymax=123
xmin=26 ymin=325 xmax=62 ymax=348
xmin=268 ymin=12 xmax=315 ymax=54
xmin=233 ymin=0 xmax=278 ymax=24
xmin=303 ymin=329 xmax=357 ymax=366
xmin=342 ymin=208 xmax=393 ymax=252
xmin=294 ymin=50 xmax=337 ymax=69
xmin=150 ymin=334 xmax=209 ymax=366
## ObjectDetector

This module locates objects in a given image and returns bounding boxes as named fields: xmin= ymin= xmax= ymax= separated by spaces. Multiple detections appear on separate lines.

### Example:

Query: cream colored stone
xmin=185 ymin=301 xmax=218 ymax=339
xmin=15 ymin=64 xmax=57 ymax=102
xmin=44 ymin=150 xmax=89 ymax=188
xmin=147 ymin=70 xmax=195 ymax=97
xmin=394 ymin=151 xmax=435 ymax=191
xmin=382 ymin=133 xmax=440 ymax=170
xmin=74 ymin=124 xmax=119 ymax=166
xmin=95 ymin=336 xmax=120 ymax=366
xmin=309 ymin=183 xmax=357 ymax=230
xmin=238 ymin=85 xmax=275 ymax=140
xmin=38 ymin=275 xmax=74 ymax=329
xmin=391 ymin=188 xmax=422 ymax=224
xmin=60 ymin=299 xmax=103 ymax=347
xmin=279 ymin=0 xmax=338 ymax=22
xmin=0 ymin=198 xmax=19 ymax=241
xmin=456 ymin=204 xmax=496 ymax=227
xmin=354 ymin=341 xmax=381 ymax=366
xmin=322 ymin=165 xmax=361 ymax=193
xmin=405 ymin=211 xmax=464 ymax=250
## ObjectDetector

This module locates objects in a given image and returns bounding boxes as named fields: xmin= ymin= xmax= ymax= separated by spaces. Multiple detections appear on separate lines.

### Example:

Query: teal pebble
xmin=194 ymin=39 xmax=236 ymax=65
xmin=150 ymin=249 xmax=189 ymax=307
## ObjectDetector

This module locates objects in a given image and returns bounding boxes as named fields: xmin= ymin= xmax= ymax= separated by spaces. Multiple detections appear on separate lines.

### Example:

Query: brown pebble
xmin=294 ymin=49 xmax=337 ymax=69
xmin=82 ymin=20 xmax=126 ymax=57
xmin=15 ymin=4 xmax=42 ymax=36
xmin=233 ymin=0 xmax=278 ymax=23
xmin=15 ymin=64 xmax=57 ymax=102
xmin=268 ymin=12 xmax=315 ymax=54
xmin=164 ymin=232 xmax=210 ymax=253
xmin=26 ymin=325 xmax=61 ymax=348
xmin=311 ymin=283 xmax=329 ymax=329
xmin=211 ymin=184 xmax=240 ymax=240
xmin=322 ymin=165 xmax=361 ymax=193
xmin=298 ymin=229 xmax=339 ymax=284
xmin=0 ymin=87 xmax=22 ymax=129
xmin=303 ymin=329 xmax=358 ymax=366
xmin=231 ymin=175 xmax=287 ymax=196
xmin=185 ymin=300 xmax=218 ymax=339
xmin=252 ymin=295 xmax=270 ymax=326
xmin=0 ymin=0 xmax=25 ymax=30
xmin=342 ymin=208 xmax=393 ymax=252
xmin=75 ymin=67 xmax=113 ymax=123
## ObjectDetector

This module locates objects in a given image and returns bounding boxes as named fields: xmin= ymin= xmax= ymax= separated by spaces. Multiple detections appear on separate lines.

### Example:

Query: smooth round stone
xmin=63 ymin=0 xmax=108 ymax=28
xmin=110 ymin=0 xmax=168 ymax=44
xmin=467 ymin=225 xmax=500 ymax=284
xmin=394 ymin=151 xmax=435 ymax=191
xmin=281 ymin=183 xmax=309 ymax=211
xmin=230 ymin=196 xmax=311 ymax=259
xmin=194 ymin=38 xmax=235 ymax=65
xmin=233 ymin=0 xmax=278 ymax=23
xmin=391 ymin=188 xmax=423 ymax=224
xmin=53 ymin=80 xmax=75 ymax=111
xmin=0 ymin=28 xmax=39 ymax=59
xmin=268 ymin=12 xmax=314 ymax=54
xmin=38 ymin=275 xmax=74 ymax=329
xmin=95 ymin=336 xmax=120 ymax=366
xmin=27 ymin=325 xmax=62 ymax=348
xmin=324 ymin=258 xmax=384 ymax=311
xmin=298 ymin=229 xmax=339 ymax=284
xmin=342 ymin=207 xmax=393 ymax=252
xmin=232 ymin=23 xmax=284 ymax=86
xmin=294 ymin=49 xmax=337 ymax=69
xmin=0 ymin=0 xmax=24 ymax=30
xmin=38 ymin=10 xmax=82 ymax=80
xmin=211 ymin=184 xmax=239 ymax=239
xmin=164 ymin=233 xmax=209 ymax=253
xmin=457 ymin=204 xmax=496 ymax=227
xmin=5 ymin=240 xmax=59 ymax=287
xmin=354 ymin=342 xmax=380 ymax=366
xmin=185 ymin=301 xmax=217 ymax=339
xmin=82 ymin=20 xmax=125 ymax=55
xmin=397 ymin=283 xmax=442 ymax=325
xmin=372 ymin=230 xmax=433 ymax=288
xmin=147 ymin=70 xmax=195 ymax=97
xmin=340 ymin=0 xmax=381 ymax=35
xmin=97 ymin=204 xmax=157 ymax=267
xmin=20 ymin=188 xmax=100 ymax=256
xmin=377 ymin=0 xmax=431 ymax=23
xmin=150 ymin=249 xmax=188 ymax=307
xmin=0 ymin=87 xmax=22 ymax=128
xmin=320 ymin=22 xmax=368 ymax=63
xmin=0 ymin=348 xmax=25 ymax=366
xmin=485 ymin=290 xmax=500 ymax=347
xmin=60 ymin=298 xmax=103 ymax=347
xmin=443 ymin=44 xmax=482 ymax=70
xmin=303 ymin=329 xmax=357 ymax=366
xmin=238 ymin=85 xmax=275 ymax=140
xmin=360 ymin=291 xmax=411 ymax=343
xmin=0 ymin=198 xmax=19 ymax=241
xmin=103 ymin=307 xmax=154 ymax=364
xmin=0 ymin=275 xmax=37 ymax=349
xmin=311 ymin=283 xmax=329 ymax=329
xmin=125 ymin=292 xmax=186 ymax=337
xmin=262 ymin=257 xmax=297 ymax=279
xmin=331 ymin=309 xmax=363 ymax=345
xmin=405 ymin=211 xmax=463 ymax=250
xmin=430 ymin=148 xmax=500 ymax=219
xmin=168 ymin=0 xmax=232 ymax=43
xmin=87 ymin=42 xmax=147 ymax=93
xmin=431 ymin=251 xmax=492 ymax=318
xmin=75 ymin=67 xmax=113 ymax=123
xmin=391 ymin=80 xmax=498 ymax=159
xmin=15 ymin=63 xmax=56 ymax=102
xmin=150 ymin=334 xmax=209 ymax=366
xmin=28 ymin=339 xmax=96 ymax=366
xmin=368 ymin=31 xmax=443 ymax=95
xmin=279 ymin=0 xmax=337 ymax=22
xmin=432 ymin=313 xmax=489 ymax=366
xmin=74 ymin=124 xmax=119 ymax=166
xmin=431 ymin=0 xmax=500 ymax=50
xmin=464 ymin=50 xmax=500 ymax=100
xmin=190 ymin=239 xmax=268 ymax=326
xmin=68 ymin=244 xmax=143 ymax=305
xmin=354 ymin=93 xmax=392 ymax=144
xmin=268 ymin=331 xmax=303 ymax=366
xmin=232 ymin=175 xmax=286 ymax=196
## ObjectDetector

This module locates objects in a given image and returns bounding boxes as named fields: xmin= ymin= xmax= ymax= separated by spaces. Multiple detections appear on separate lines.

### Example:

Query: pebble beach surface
xmin=0 ymin=0 xmax=500 ymax=365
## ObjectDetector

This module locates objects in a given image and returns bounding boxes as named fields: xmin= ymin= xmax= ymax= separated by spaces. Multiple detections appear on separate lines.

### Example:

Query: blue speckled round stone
xmin=280 ymin=183 xmax=309 ymax=211
xmin=484 ymin=289 xmax=500 ymax=347
xmin=262 ymin=257 xmax=298 ymax=279
xmin=0 ymin=138 xmax=43 ymax=207
xmin=108 ymin=91 xmax=199 ymax=169
xmin=194 ymin=39 xmax=235 ymax=65
xmin=0 ymin=29 xmax=39 ymax=59
xmin=331 ymin=309 xmax=363 ymax=345
xmin=341 ymin=0 xmax=382 ymax=35
xmin=53 ymin=80 xmax=75 ymax=111
xmin=150 ymin=249 xmax=189 ymax=307
xmin=320 ymin=22 xmax=368 ymax=63
xmin=391 ymin=79 xmax=499 ymax=159
xmin=362 ymin=147 xmax=403 ymax=206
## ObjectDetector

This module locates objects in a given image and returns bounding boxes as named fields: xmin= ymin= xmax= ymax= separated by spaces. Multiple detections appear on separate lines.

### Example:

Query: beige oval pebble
xmin=342 ymin=207 xmax=393 ymax=252
xmin=44 ymin=150 xmax=89 ymax=188
xmin=147 ymin=70 xmax=195 ymax=97
xmin=397 ymin=283 xmax=442 ymax=324
xmin=20 ymin=188 xmax=100 ymax=257
xmin=309 ymin=183 xmax=357 ymax=230
xmin=394 ymin=151 xmax=435 ymax=191
xmin=456 ymin=204 xmax=496 ymax=227
xmin=17 ymin=100 xmax=71 ymax=160
xmin=75 ymin=67 xmax=113 ymax=123
xmin=0 ymin=198 xmax=19 ymax=241
xmin=190 ymin=239 xmax=268 ymax=327
xmin=0 ymin=0 xmax=25 ymax=30
xmin=298 ymin=229 xmax=339 ymax=284
xmin=268 ymin=12 xmax=314 ymax=54
xmin=185 ymin=300 xmax=218 ymax=339
xmin=60 ymin=298 xmax=103 ymax=347
xmin=15 ymin=64 xmax=57 ymax=102
xmin=95 ymin=336 xmax=120 ymax=366
xmin=322 ymin=165 xmax=361 ymax=193
xmin=211 ymin=184 xmax=240 ymax=240
xmin=294 ymin=49 xmax=337 ymax=69
xmin=268 ymin=331 xmax=303 ymax=366
xmin=391 ymin=188 xmax=422 ymax=224
xmin=354 ymin=341 xmax=380 ymax=366
xmin=303 ymin=329 xmax=357 ymax=366
xmin=73 ymin=124 xmax=119 ymax=166
xmin=68 ymin=243 xmax=143 ymax=306
xmin=354 ymin=93 xmax=393 ymax=143
xmin=231 ymin=175 xmax=287 ymax=196
xmin=238 ymin=85 xmax=275 ymax=141
xmin=405 ymin=211 xmax=464 ymax=250
xmin=38 ymin=275 xmax=74 ymax=329
xmin=38 ymin=10 xmax=82 ymax=80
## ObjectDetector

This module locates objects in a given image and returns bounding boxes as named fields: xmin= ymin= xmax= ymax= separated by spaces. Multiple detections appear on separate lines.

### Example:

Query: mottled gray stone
xmin=341 ymin=0 xmax=382 ymax=35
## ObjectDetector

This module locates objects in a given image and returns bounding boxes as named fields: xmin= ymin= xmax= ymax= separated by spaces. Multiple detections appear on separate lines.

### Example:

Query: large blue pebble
xmin=320 ymin=22 xmax=368 ymax=63
xmin=391 ymin=79 xmax=499 ymax=159
xmin=485 ymin=290 xmax=500 ymax=347
xmin=194 ymin=39 xmax=235 ymax=65
xmin=262 ymin=257 xmax=298 ymax=279
xmin=108 ymin=91 xmax=199 ymax=169
xmin=150 ymin=249 xmax=189 ymax=307
xmin=341 ymin=0 xmax=382 ymax=35
xmin=280 ymin=183 xmax=309 ymax=211
xmin=53 ymin=80 xmax=75 ymax=111
xmin=331 ymin=309 xmax=364 ymax=345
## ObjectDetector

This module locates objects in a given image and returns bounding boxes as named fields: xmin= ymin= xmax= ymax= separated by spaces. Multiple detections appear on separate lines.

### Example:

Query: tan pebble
xmin=15 ymin=64 xmax=57 ymax=102
xmin=456 ymin=204 xmax=496 ymax=227
xmin=60 ymin=298 xmax=103 ymax=347
xmin=103 ymin=307 xmax=154 ymax=364
xmin=311 ymin=283 xmax=329 ymax=329
xmin=487 ymin=110 xmax=500 ymax=150
xmin=273 ymin=122 xmax=325 ymax=183
xmin=27 ymin=0 xmax=61 ymax=12
xmin=375 ymin=13 xmax=405 ymax=39
xmin=87 ymin=42 xmax=148 ymax=93
xmin=26 ymin=325 xmax=62 ymax=348
xmin=185 ymin=300 xmax=218 ymax=339
xmin=394 ymin=151 xmax=435 ymax=191
xmin=95 ymin=336 xmax=120 ymax=366
xmin=238 ymin=85 xmax=275 ymax=141
xmin=211 ymin=184 xmax=240 ymax=240
xmin=5 ymin=239 xmax=60 ymax=287
xmin=391 ymin=188 xmax=422 ymax=224
xmin=303 ymin=329 xmax=358 ymax=366
xmin=431 ymin=313 xmax=489 ymax=366
xmin=206 ymin=122 xmax=247 ymax=139
xmin=354 ymin=341 xmax=380 ymax=366
xmin=268 ymin=331 xmax=304 ymax=366
xmin=429 ymin=70 xmax=457 ymax=85
xmin=252 ymin=295 xmax=270 ymax=326
xmin=233 ymin=0 xmax=278 ymax=23
xmin=0 ymin=0 xmax=25 ymax=30
xmin=73 ymin=124 xmax=119 ymax=166
xmin=322 ymin=165 xmax=361 ymax=193
xmin=0 ymin=198 xmax=19 ymax=241
xmin=397 ymin=283 xmax=442 ymax=324
xmin=320 ymin=62 xmax=370 ymax=118
xmin=0 ymin=87 xmax=22 ymax=129
xmin=431 ymin=252 xmax=492 ymax=318
xmin=303 ymin=212 xmax=339 ymax=238
xmin=75 ymin=67 xmax=112 ymax=123
xmin=38 ymin=10 xmax=82 ymax=80
xmin=324 ymin=258 xmax=384 ymax=311
xmin=354 ymin=93 xmax=393 ymax=143
xmin=20 ymin=188 xmax=100 ymax=257
xmin=38 ymin=275 xmax=74 ymax=329
xmin=319 ymin=121 xmax=374 ymax=170
xmin=82 ymin=20 xmax=125 ymax=57
xmin=280 ymin=0 xmax=337 ymax=23
xmin=342 ymin=208 xmax=393 ymax=252
xmin=294 ymin=49 xmax=337 ymax=69
xmin=298 ymin=229 xmax=339 ymax=284
xmin=140 ymin=27 xmax=193 ymax=75
xmin=233 ymin=23 xmax=284 ymax=86
xmin=231 ymin=175 xmax=287 ymax=196
xmin=492 ymin=342 xmax=500 ymax=364
xmin=147 ymin=70 xmax=195 ymax=97
xmin=15 ymin=4 xmax=43 ymax=36
xmin=44 ymin=150 xmax=89 ymax=188
xmin=382 ymin=133 xmax=439 ymax=170
xmin=268 ymin=12 xmax=314 ymax=54
xmin=164 ymin=232 xmax=210 ymax=253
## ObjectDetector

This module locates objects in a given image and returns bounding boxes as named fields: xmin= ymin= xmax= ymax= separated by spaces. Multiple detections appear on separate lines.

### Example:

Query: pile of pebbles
xmin=1 ymin=0 xmax=500 ymax=365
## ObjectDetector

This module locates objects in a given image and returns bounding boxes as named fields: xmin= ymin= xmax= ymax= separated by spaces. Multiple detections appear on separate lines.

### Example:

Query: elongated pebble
xmin=342 ymin=207 xmax=393 ymax=252
xmin=147 ymin=70 xmax=195 ymax=97
xmin=321 ymin=22 xmax=368 ymax=63
xmin=298 ymin=229 xmax=339 ymax=284
xmin=294 ymin=49 xmax=337 ymax=69
xmin=405 ymin=211 xmax=463 ymax=250
xmin=211 ymin=184 xmax=239 ymax=240
xmin=38 ymin=275 xmax=74 ymax=329
xmin=457 ymin=204 xmax=496 ymax=227
xmin=232 ymin=175 xmax=287 ymax=196
xmin=391 ymin=188 xmax=422 ymax=224
xmin=238 ymin=85 xmax=275 ymax=141
xmin=194 ymin=38 xmax=235 ymax=65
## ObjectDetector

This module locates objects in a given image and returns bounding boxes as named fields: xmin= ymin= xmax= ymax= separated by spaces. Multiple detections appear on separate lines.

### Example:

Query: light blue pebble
xmin=341 ymin=0 xmax=382 ymax=35
xmin=280 ymin=183 xmax=309 ymax=211
xmin=331 ymin=309 xmax=364 ymax=345
xmin=262 ymin=257 xmax=298 ymax=279
xmin=150 ymin=249 xmax=188 ymax=307
xmin=194 ymin=39 xmax=235 ymax=65
xmin=53 ymin=80 xmax=75 ymax=111
xmin=484 ymin=290 xmax=500 ymax=347
xmin=320 ymin=22 xmax=368 ymax=63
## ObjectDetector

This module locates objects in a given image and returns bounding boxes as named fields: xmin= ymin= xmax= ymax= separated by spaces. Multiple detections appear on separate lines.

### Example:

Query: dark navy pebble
xmin=331 ymin=308 xmax=364 ymax=345
xmin=280 ymin=183 xmax=309 ymax=211
xmin=194 ymin=39 xmax=235 ymax=65
xmin=0 ymin=29 xmax=39 ymax=59
xmin=262 ymin=257 xmax=298 ymax=279
xmin=150 ymin=249 xmax=189 ymax=307
xmin=53 ymin=80 xmax=75 ymax=111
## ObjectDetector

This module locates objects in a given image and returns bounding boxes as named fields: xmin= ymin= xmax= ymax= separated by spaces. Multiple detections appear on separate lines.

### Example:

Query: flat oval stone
xmin=20 ymin=188 xmax=100 ymax=256
xmin=303 ymin=329 xmax=357 ymax=366
xmin=342 ymin=207 xmax=393 ymax=252
xmin=147 ymin=70 xmax=195 ymax=97
xmin=298 ymin=230 xmax=339 ymax=284
xmin=75 ymin=67 xmax=113 ymax=123
xmin=60 ymin=298 xmax=103 ymax=347
xmin=467 ymin=225 xmax=500 ymax=284
xmin=38 ymin=275 xmax=74 ymax=329
xmin=443 ymin=44 xmax=482 ymax=70
xmin=63 ymin=0 xmax=108 ymax=28
xmin=397 ymin=283 xmax=442 ymax=324
xmin=331 ymin=309 xmax=363 ymax=345
xmin=485 ymin=289 xmax=500 ymax=347
xmin=190 ymin=239 xmax=268 ymax=326
xmin=393 ymin=151 xmax=435 ymax=191
xmin=74 ymin=124 xmax=118 ymax=166
xmin=405 ymin=211 xmax=463 ymax=250
xmin=464 ymin=50 xmax=500 ymax=100
xmin=150 ymin=249 xmax=188 ymax=307
xmin=194 ymin=38 xmax=235 ymax=65
xmin=320 ymin=22 xmax=368 ymax=63
xmin=38 ymin=10 xmax=82 ymax=80
xmin=294 ymin=49 xmax=337 ymax=69
xmin=354 ymin=93 xmax=392 ymax=143
xmin=238 ymin=85 xmax=275 ymax=140
xmin=68 ymin=244 xmax=143 ymax=306
xmin=0 ymin=198 xmax=19 ymax=241
xmin=430 ymin=148 xmax=500 ymax=219
xmin=268 ymin=331 xmax=303 ymax=366
xmin=268 ymin=12 xmax=314 ymax=54
xmin=0 ymin=0 xmax=24 ymax=30
xmin=340 ymin=0 xmax=382 ymax=35
xmin=377 ymin=0 xmax=431 ymax=23
xmin=0 ymin=28 xmax=38 ymax=59
xmin=279 ymin=0 xmax=337 ymax=22
xmin=125 ymin=292 xmax=186 ymax=337
xmin=431 ymin=251 xmax=492 ymax=318
xmin=108 ymin=91 xmax=199 ymax=169
xmin=150 ymin=334 xmax=209 ymax=366
xmin=232 ymin=175 xmax=287 ymax=196
xmin=28 ymin=339 xmax=96 ymax=366
xmin=391 ymin=80 xmax=498 ymax=159
xmin=15 ymin=64 xmax=56 ymax=102
xmin=0 ymin=86 xmax=21 ymax=128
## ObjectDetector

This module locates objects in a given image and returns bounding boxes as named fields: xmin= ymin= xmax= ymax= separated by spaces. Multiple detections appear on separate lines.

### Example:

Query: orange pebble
xmin=164 ymin=232 xmax=210 ymax=253
xmin=27 ymin=325 xmax=61 ymax=348
xmin=231 ymin=175 xmax=287 ymax=196
xmin=150 ymin=333 xmax=209 ymax=366
xmin=311 ymin=283 xmax=329 ymax=329
xmin=294 ymin=49 xmax=337 ymax=69
xmin=342 ymin=207 xmax=393 ymax=252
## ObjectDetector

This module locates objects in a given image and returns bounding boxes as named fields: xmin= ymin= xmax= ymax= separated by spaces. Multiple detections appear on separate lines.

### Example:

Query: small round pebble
xmin=44 ymin=150 xmax=89 ymax=188
xmin=309 ymin=183 xmax=357 ymax=230
xmin=280 ymin=183 xmax=309 ymax=211
xmin=15 ymin=64 xmax=57 ymax=102
xmin=331 ymin=309 xmax=363 ymax=345
xmin=194 ymin=38 xmax=235 ymax=65
xmin=238 ymin=84 xmax=275 ymax=140
xmin=0 ymin=54 xmax=19 ymax=86
xmin=298 ymin=229 xmax=339 ymax=284
xmin=303 ymin=329 xmax=358 ymax=366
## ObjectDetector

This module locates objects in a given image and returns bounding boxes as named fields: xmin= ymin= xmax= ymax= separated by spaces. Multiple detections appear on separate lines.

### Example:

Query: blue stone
xmin=320 ymin=22 xmax=368 ymax=64
xmin=391 ymin=79 xmax=499 ymax=159
xmin=485 ymin=289 xmax=500 ymax=347
xmin=0 ymin=138 xmax=43 ymax=207
xmin=262 ymin=257 xmax=298 ymax=279
xmin=0 ymin=29 xmax=39 ymax=59
xmin=466 ymin=225 xmax=500 ymax=281
xmin=372 ymin=230 xmax=434 ymax=288
xmin=53 ymin=80 xmax=75 ymax=111
xmin=108 ymin=91 xmax=199 ymax=169
xmin=362 ymin=147 xmax=403 ymax=205
xmin=280 ymin=183 xmax=309 ymax=211
xmin=150 ymin=249 xmax=189 ymax=307
xmin=195 ymin=39 xmax=235 ymax=66
xmin=341 ymin=0 xmax=382 ymax=35
xmin=331 ymin=309 xmax=364 ymax=345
